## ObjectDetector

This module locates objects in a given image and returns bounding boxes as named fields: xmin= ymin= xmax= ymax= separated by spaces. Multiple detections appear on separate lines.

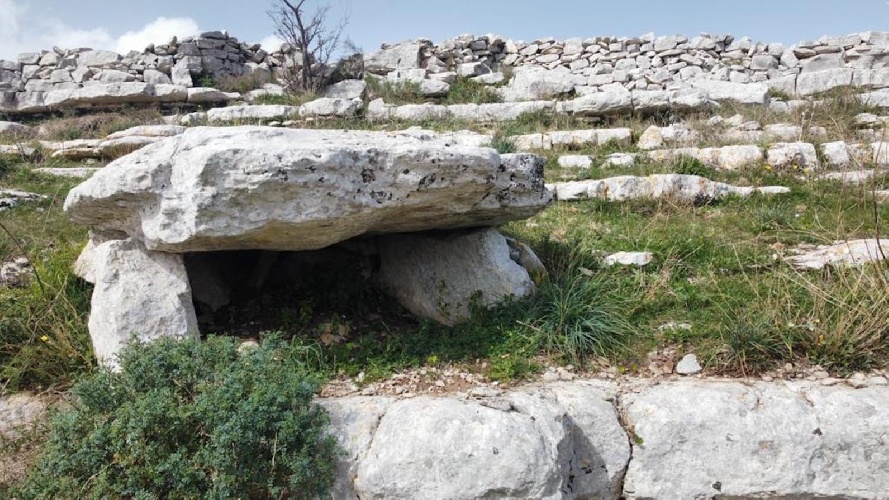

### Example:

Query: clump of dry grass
xmin=35 ymin=109 xmax=164 ymax=141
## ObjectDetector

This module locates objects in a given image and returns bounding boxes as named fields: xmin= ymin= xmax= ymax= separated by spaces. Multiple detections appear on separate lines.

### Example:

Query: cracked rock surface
xmin=64 ymin=126 xmax=551 ymax=252
xmin=315 ymin=379 xmax=889 ymax=499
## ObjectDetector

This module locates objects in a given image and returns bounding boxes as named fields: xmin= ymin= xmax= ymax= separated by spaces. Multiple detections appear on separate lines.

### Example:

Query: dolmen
xmin=64 ymin=126 xmax=552 ymax=365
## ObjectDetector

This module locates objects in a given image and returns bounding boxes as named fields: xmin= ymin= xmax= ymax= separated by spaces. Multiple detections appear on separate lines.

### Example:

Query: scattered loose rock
xmin=549 ymin=174 xmax=789 ymax=202
xmin=675 ymin=353 xmax=702 ymax=375
xmin=787 ymin=239 xmax=889 ymax=269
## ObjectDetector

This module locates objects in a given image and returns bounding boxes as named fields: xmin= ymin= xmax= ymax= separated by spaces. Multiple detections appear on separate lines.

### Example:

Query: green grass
xmin=365 ymin=78 xmax=425 ymax=105
xmin=0 ymin=165 xmax=94 ymax=392
xmin=251 ymin=91 xmax=318 ymax=106
xmin=1 ymin=98 xmax=888 ymax=396
xmin=439 ymin=77 xmax=503 ymax=105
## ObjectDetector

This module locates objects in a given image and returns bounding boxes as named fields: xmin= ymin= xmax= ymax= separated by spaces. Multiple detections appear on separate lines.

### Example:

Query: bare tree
xmin=268 ymin=0 xmax=350 ymax=92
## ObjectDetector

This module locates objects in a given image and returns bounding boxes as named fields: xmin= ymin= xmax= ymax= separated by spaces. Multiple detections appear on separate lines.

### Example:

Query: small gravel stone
xmin=819 ymin=378 xmax=841 ymax=386
xmin=469 ymin=386 xmax=502 ymax=398
xmin=848 ymin=373 xmax=868 ymax=389
xmin=542 ymin=371 xmax=560 ymax=382
xmin=675 ymin=354 xmax=702 ymax=375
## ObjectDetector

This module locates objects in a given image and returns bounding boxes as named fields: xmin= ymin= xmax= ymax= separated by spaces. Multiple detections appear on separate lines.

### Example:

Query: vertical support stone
xmin=377 ymin=228 xmax=536 ymax=326
xmin=75 ymin=237 xmax=198 ymax=367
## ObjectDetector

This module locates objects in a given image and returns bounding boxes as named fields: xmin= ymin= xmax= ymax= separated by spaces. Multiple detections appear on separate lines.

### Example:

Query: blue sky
xmin=2 ymin=0 xmax=887 ymax=60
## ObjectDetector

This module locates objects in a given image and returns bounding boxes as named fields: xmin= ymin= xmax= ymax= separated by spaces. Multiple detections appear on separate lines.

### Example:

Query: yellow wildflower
xmin=40 ymin=335 xmax=49 ymax=342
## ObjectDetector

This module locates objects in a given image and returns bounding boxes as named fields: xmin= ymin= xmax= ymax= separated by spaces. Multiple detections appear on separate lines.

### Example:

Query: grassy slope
xmin=1 ymin=88 xmax=888 ymax=396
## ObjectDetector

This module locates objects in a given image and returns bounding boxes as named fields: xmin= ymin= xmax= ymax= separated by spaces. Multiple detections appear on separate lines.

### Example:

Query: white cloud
xmin=259 ymin=34 xmax=285 ymax=52
xmin=0 ymin=0 xmax=200 ymax=60
xmin=115 ymin=17 xmax=201 ymax=54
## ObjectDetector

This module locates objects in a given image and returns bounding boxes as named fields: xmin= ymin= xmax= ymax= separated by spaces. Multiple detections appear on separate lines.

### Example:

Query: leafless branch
xmin=268 ymin=0 xmax=350 ymax=92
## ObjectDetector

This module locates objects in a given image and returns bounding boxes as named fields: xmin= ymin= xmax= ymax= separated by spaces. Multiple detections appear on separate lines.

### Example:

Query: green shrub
xmin=17 ymin=335 xmax=339 ymax=499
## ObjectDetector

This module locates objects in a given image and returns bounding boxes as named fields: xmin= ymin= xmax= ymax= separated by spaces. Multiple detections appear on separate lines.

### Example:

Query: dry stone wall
xmin=3 ymin=30 xmax=889 ymax=114
xmin=381 ymin=31 xmax=889 ymax=94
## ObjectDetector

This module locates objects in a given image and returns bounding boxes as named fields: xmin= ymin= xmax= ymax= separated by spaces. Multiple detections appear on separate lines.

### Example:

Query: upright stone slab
xmin=74 ymin=237 xmax=198 ymax=367
xmin=377 ymin=227 xmax=536 ymax=325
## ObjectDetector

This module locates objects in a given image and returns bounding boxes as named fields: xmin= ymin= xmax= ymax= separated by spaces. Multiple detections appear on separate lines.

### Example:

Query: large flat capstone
xmin=64 ymin=126 xmax=551 ymax=252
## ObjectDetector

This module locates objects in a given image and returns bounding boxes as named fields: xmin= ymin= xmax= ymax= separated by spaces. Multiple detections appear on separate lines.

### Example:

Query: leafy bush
xmin=17 ymin=335 xmax=339 ymax=499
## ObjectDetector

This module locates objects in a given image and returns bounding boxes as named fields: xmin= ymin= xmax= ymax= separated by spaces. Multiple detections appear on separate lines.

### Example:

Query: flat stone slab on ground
xmin=787 ymin=239 xmax=889 ymax=269
xmin=549 ymin=174 xmax=789 ymax=203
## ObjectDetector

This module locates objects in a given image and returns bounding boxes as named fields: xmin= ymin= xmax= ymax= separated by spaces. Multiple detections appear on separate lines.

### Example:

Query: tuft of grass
xmin=251 ymin=91 xmax=317 ymax=106
xmin=214 ymin=72 xmax=272 ymax=94
xmin=718 ymin=263 xmax=889 ymax=374
xmin=524 ymin=267 xmax=630 ymax=365
xmin=440 ymin=77 xmax=502 ymax=105
xmin=33 ymin=109 xmax=164 ymax=141
xmin=769 ymin=88 xmax=793 ymax=101
xmin=366 ymin=78 xmax=425 ymax=105
xmin=671 ymin=155 xmax=715 ymax=177
xmin=491 ymin=135 xmax=516 ymax=154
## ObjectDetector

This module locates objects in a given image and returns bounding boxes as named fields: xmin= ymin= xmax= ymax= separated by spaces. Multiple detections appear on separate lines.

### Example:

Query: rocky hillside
xmin=1 ymin=28 xmax=888 ymax=499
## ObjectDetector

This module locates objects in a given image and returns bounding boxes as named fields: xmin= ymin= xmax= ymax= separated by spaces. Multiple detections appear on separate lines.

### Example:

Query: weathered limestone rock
xmin=32 ymin=167 xmax=100 ymax=179
xmin=796 ymin=68 xmax=854 ymax=96
xmin=206 ymin=104 xmax=300 ymax=123
xmin=377 ymin=227 xmax=536 ymax=325
xmin=787 ymin=239 xmax=889 ymax=269
xmin=41 ymin=82 xmax=187 ymax=109
xmin=512 ymin=128 xmax=632 ymax=151
xmin=365 ymin=42 xmax=423 ymax=74
xmin=561 ymin=90 xmax=634 ymax=116
xmin=767 ymin=142 xmax=820 ymax=170
xmin=500 ymin=67 xmax=584 ymax=101
xmin=622 ymin=380 xmax=889 ymax=499
xmin=0 ymin=189 xmax=45 ymax=211
xmin=0 ymin=144 xmax=36 ymax=157
xmin=689 ymin=80 xmax=769 ymax=105
xmin=637 ymin=124 xmax=697 ymax=150
xmin=73 ymin=237 xmax=198 ymax=367
xmin=861 ymin=88 xmax=889 ymax=108
xmin=64 ymin=127 xmax=551 ymax=253
xmin=550 ymin=174 xmax=789 ymax=202
xmin=674 ymin=353 xmax=702 ymax=375
xmin=318 ymin=396 xmax=395 ymax=499
xmin=299 ymin=97 xmax=361 ymax=118
xmin=104 ymin=124 xmax=185 ymax=140
xmin=352 ymin=381 xmax=629 ymax=499
xmin=186 ymin=87 xmax=234 ymax=104
xmin=557 ymin=155 xmax=593 ymax=169
xmin=320 ymin=79 xmax=367 ymax=100
xmin=602 ymin=153 xmax=637 ymax=168
xmin=647 ymin=145 xmax=764 ymax=170
xmin=604 ymin=252 xmax=653 ymax=267
xmin=0 ymin=257 xmax=31 ymax=288
xmin=0 ymin=121 xmax=30 ymax=135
